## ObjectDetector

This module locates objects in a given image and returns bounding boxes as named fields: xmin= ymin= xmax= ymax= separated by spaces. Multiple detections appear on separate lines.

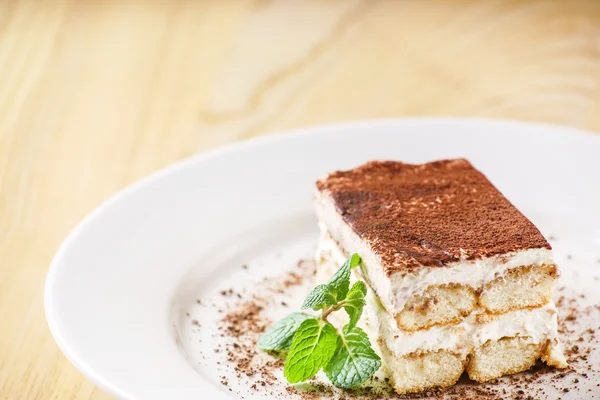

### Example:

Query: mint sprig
xmin=258 ymin=312 xmax=315 ymax=351
xmin=284 ymin=319 xmax=337 ymax=383
xmin=301 ymin=253 xmax=361 ymax=311
xmin=326 ymin=253 xmax=361 ymax=300
xmin=324 ymin=325 xmax=381 ymax=388
xmin=301 ymin=284 xmax=337 ymax=311
xmin=258 ymin=254 xmax=381 ymax=389
xmin=343 ymin=281 xmax=367 ymax=330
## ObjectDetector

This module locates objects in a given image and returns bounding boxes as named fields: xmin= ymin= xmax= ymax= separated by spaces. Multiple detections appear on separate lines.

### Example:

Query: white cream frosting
xmin=315 ymin=190 xmax=556 ymax=315
xmin=316 ymin=243 xmax=562 ymax=358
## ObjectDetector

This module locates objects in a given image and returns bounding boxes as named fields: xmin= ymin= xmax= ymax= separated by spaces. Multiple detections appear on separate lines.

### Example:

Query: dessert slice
xmin=314 ymin=159 xmax=567 ymax=394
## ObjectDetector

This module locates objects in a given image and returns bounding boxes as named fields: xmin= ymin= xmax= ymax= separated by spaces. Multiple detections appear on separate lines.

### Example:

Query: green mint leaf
xmin=258 ymin=313 xmax=315 ymax=351
xmin=301 ymin=254 xmax=361 ymax=311
xmin=301 ymin=284 xmax=337 ymax=311
xmin=327 ymin=253 xmax=361 ymax=302
xmin=324 ymin=325 xmax=381 ymax=388
xmin=284 ymin=319 xmax=338 ymax=383
xmin=343 ymin=281 xmax=367 ymax=329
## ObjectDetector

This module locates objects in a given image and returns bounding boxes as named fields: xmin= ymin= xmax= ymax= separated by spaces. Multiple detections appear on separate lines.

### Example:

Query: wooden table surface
xmin=1 ymin=0 xmax=600 ymax=398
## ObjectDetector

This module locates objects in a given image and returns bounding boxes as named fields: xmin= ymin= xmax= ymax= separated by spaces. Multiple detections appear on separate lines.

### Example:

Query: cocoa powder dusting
xmin=210 ymin=259 xmax=317 ymax=398
xmin=317 ymin=160 xmax=551 ymax=274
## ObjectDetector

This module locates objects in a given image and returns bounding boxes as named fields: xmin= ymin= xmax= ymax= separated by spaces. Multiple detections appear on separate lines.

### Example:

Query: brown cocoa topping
xmin=317 ymin=160 xmax=551 ymax=274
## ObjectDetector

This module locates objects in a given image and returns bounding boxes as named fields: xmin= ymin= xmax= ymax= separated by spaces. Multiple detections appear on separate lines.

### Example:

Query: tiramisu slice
xmin=314 ymin=159 xmax=567 ymax=394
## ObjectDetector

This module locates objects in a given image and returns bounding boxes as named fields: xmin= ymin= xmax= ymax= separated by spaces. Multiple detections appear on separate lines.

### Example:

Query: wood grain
xmin=1 ymin=0 xmax=599 ymax=398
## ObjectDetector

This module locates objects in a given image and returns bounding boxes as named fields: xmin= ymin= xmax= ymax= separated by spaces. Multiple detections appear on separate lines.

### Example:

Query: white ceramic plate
xmin=45 ymin=119 xmax=600 ymax=400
